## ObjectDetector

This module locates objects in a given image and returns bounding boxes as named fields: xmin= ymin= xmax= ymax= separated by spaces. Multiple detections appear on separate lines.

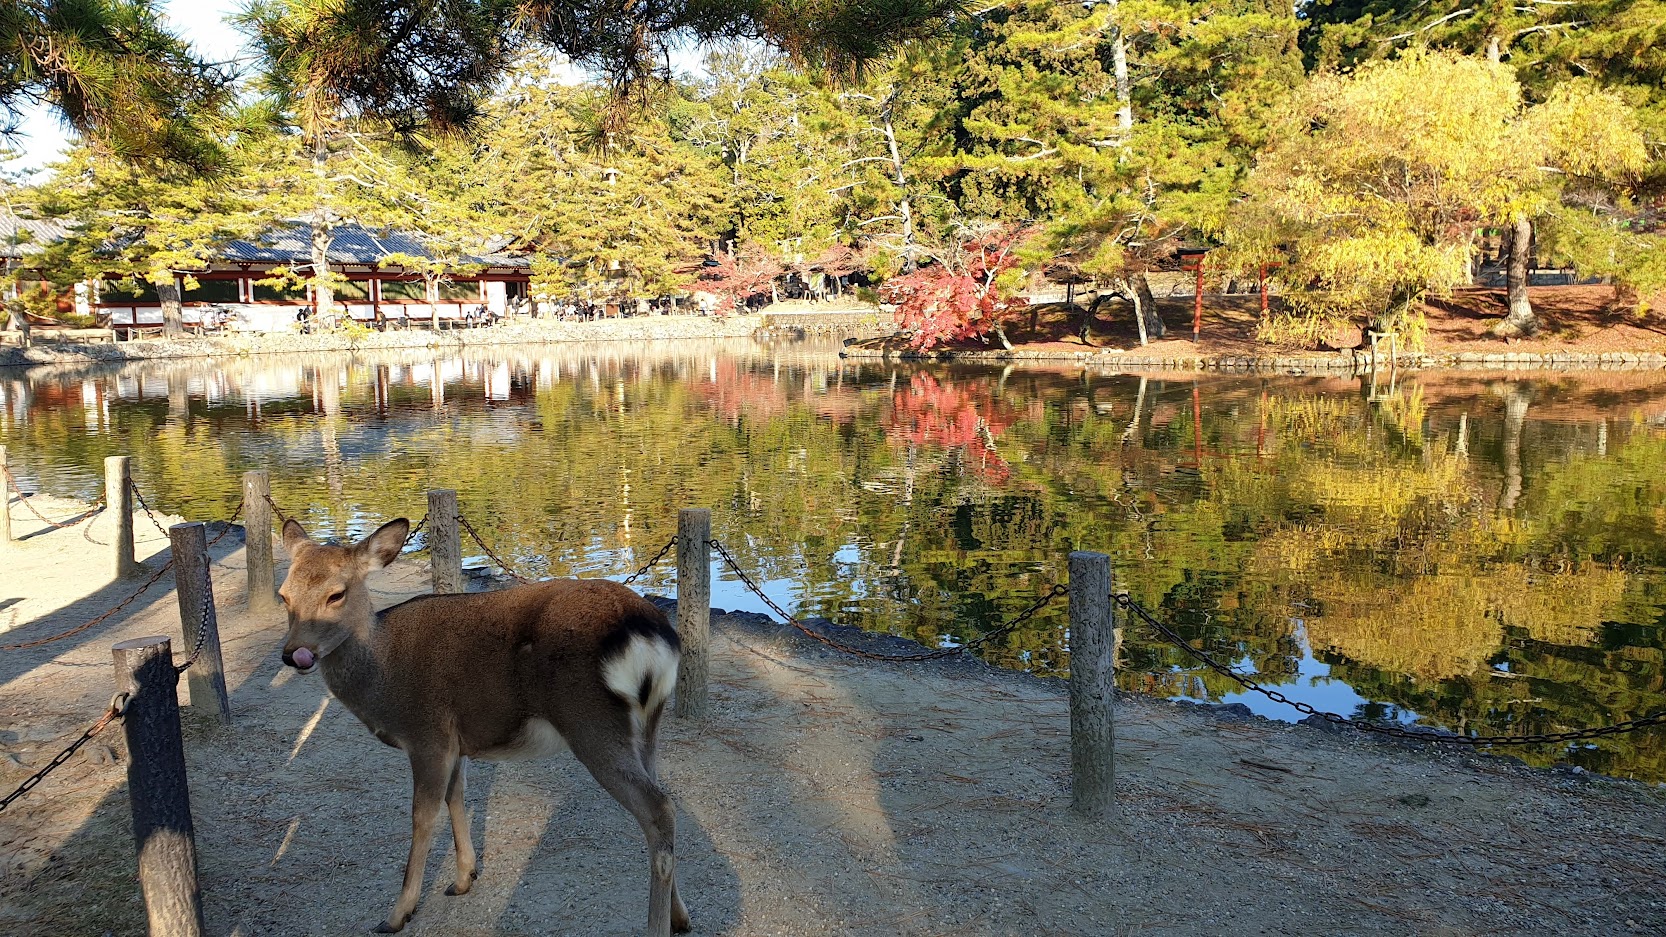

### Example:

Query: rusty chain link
xmin=262 ymin=493 xmax=290 ymax=524
xmin=3 ymin=498 xmax=243 ymax=653
xmin=1117 ymin=593 xmax=1666 ymax=747
xmin=455 ymin=513 xmax=534 ymax=584
xmin=129 ymin=478 xmax=173 ymax=538
xmin=403 ymin=514 xmax=427 ymax=548
xmin=621 ymin=536 xmax=678 ymax=586
xmin=0 ymin=693 xmax=127 ymax=815
xmin=3 ymin=464 xmax=103 ymax=530
xmin=708 ymin=536 xmax=1067 ymax=662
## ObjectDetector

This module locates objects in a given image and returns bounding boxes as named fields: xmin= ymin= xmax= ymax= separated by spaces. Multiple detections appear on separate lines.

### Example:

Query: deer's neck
xmin=318 ymin=616 xmax=388 ymax=719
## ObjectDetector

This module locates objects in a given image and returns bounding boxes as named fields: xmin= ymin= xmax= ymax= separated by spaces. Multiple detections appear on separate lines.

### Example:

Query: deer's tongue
xmin=292 ymin=647 xmax=315 ymax=670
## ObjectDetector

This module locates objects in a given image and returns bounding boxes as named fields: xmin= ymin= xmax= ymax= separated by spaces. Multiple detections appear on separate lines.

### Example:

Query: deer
xmin=276 ymin=517 xmax=690 ymax=936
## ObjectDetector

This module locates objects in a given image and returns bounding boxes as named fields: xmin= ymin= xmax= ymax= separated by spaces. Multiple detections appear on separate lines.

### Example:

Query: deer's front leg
xmin=444 ymin=756 xmax=479 ymax=896
xmin=375 ymin=747 xmax=455 ymax=933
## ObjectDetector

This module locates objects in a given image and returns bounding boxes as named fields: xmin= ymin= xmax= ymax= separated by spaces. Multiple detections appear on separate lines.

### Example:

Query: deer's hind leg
xmin=444 ymin=756 xmax=479 ymax=896
xmin=566 ymin=719 xmax=690 ymax=936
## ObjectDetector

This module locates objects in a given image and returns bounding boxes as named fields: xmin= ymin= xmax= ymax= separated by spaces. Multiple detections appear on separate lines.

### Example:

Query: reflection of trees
xmin=4 ymin=353 xmax=1665 ymax=778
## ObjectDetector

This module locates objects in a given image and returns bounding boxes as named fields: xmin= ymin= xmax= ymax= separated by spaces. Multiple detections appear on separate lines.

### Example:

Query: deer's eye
xmin=326 ymin=590 xmax=346 ymax=605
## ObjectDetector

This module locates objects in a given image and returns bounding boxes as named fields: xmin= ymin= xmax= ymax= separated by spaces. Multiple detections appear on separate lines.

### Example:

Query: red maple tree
xmin=693 ymin=245 xmax=785 ymax=314
xmin=879 ymin=225 xmax=1030 ymax=351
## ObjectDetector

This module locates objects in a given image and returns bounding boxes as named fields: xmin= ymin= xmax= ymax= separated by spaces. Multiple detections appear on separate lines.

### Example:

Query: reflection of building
xmin=4 ymin=216 xmax=531 ymax=333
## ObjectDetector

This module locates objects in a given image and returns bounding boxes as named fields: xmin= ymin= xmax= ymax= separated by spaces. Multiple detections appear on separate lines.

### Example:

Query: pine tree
xmin=22 ymin=146 xmax=259 ymax=335
xmin=0 ymin=0 xmax=231 ymax=168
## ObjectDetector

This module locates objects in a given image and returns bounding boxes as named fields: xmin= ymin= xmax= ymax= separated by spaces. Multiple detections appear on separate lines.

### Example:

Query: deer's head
xmin=278 ymin=518 xmax=408 ymax=673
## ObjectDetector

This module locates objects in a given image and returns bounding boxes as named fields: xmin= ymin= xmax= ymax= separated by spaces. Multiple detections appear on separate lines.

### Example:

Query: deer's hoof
xmin=373 ymin=918 xmax=406 ymax=934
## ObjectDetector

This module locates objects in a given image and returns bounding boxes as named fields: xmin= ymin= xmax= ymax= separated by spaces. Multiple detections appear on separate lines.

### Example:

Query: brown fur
xmin=278 ymin=519 xmax=689 ymax=936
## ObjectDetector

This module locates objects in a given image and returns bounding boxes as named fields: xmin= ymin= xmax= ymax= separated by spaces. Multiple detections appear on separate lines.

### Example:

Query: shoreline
xmin=0 ymin=314 xmax=769 ymax=368
xmin=841 ymin=344 xmax=1666 ymax=372
xmin=2 ymin=494 xmax=1664 ymax=934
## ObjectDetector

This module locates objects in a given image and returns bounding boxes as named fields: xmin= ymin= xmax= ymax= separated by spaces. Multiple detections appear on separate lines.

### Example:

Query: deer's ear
xmin=357 ymin=518 xmax=409 ymax=571
xmin=281 ymin=519 xmax=311 ymax=555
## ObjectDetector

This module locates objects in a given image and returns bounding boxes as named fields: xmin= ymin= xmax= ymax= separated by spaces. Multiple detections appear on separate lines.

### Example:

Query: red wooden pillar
xmin=1192 ymin=259 xmax=1204 ymax=342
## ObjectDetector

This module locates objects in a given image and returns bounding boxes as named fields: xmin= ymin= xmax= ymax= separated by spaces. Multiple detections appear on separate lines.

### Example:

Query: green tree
xmin=22 ymin=145 xmax=258 ymax=335
xmin=0 ymin=0 xmax=230 ymax=167
xmin=1229 ymin=51 xmax=1644 ymax=346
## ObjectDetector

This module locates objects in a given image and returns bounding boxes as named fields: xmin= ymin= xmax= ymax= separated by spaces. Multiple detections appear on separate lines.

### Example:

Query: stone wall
xmin=841 ymin=346 xmax=1666 ymax=372
xmin=0 ymin=315 xmax=765 ymax=368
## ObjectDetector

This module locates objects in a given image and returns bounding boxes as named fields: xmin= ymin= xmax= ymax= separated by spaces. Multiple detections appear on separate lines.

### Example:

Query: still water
xmin=3 ymin=340 xmax=1664 ymax=781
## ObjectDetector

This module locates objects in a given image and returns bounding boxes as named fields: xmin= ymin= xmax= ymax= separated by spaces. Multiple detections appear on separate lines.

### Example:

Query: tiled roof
xmin=223 ymin=222 xmax=528 ymax=268
xmin=0 ymin=215 xmax=73 ymax=259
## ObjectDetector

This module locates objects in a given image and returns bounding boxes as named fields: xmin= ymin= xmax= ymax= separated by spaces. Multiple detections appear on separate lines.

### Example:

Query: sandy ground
xmin=3 ymin=496 xmax=1666 ymax=937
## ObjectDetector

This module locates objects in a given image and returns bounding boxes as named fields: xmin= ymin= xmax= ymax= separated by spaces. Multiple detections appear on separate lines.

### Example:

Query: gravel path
xmin=3 ymin=502 xmax=1664 ymax=936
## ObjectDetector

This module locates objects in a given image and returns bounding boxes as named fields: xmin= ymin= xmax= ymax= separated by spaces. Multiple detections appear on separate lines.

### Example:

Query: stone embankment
xmin=842 ymin=344 xmax=1666 ymax=372
xmin=0 ymin=315 xmax=766 ymax=367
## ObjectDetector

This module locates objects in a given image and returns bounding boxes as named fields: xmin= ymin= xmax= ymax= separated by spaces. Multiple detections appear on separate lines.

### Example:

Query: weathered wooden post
xmin=112 ymin=635 xmax=207 ymax=937
xmin=0 ymin=444 xmax=12 ymax=544
xmin=673 ymin=508 xmax=711 ymax=719
xmin=242 ymin=470 xmax=276 ymax=611
xmin=107 ymin=455 xmax=140 ymax=578
xmin=169 ymin=522 xmax=231 ymax=725
xmin=428 ymin=489 xmax=462 ymax=594
xmin=1069 ymin=550 xmax=1116 ymax=819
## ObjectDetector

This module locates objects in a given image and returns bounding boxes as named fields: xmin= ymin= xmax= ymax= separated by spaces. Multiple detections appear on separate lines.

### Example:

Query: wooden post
xmin=0 ymin=444 xmax=12 ymax=545
xmin=242 ymin=470 xmax=276 ymax=611
xmin=107 ymin=455 xmax=140 ymax=578
xmin=674 ymin=508 xmax=711 ymax=719
xmin=428 ymin=489 xmax=462 ymax=594
xmin=169 ymin=523 xmax=231 ymax=725
xmin=112 ymin=636 xmax=207 ymax=937
xmin=1069 ymin=550 xmax=1116 ymax=819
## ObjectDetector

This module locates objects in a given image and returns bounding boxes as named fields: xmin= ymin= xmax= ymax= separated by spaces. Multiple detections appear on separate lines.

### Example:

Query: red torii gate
xmin=1177 ymin=248 xmax=1281 ymax=342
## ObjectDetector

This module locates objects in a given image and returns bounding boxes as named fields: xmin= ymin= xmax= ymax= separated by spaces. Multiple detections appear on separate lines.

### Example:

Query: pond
xmin=3 ymin=340 xmax=1664 ymax=782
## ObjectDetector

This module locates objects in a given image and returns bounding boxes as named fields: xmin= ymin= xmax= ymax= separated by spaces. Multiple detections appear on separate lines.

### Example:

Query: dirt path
xmin=3 ymin=503 xmax=1664 ymax=937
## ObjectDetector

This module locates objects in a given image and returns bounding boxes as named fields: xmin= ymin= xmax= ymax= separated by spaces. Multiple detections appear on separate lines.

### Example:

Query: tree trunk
xmin=1500 ymin=216 xmax=1537 ymax=337
xmin=992 ymin=323 xmax=1014 ymax=350
xmin=882 ymin=96 xmax=916 ymax=272
xmin=428 ymin=276 xmax=440 ymax=330
xmin=4 ymin=297 xmax=29 ymax=347
xmin=1134 ymin=272 xmax=1164 ymax=339
xmin=1125 ymin=280 xmax=1149 ymax=346
xmin=310 ymin=219 xmax=334 ymax=323
xmin=1108 ymin=1 xmax=1132 ymax=133
xmin=158 ymin=277 xmax=184 ymax=337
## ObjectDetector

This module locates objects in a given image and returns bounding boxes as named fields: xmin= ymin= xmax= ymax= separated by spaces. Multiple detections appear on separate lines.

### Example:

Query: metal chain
xmin=455 ymin=513 xmax=534 ymax=583
xmin=262 ymin=493 xmax=290 ymax=524
xmin=176 ymin=575 xmax=214 ymax=675
xmin=1116 ymin=593 xmax=1666 ymax=746
xmin=622 ymin=536 xmax=679 ymax=586
xmin=128 ymin=478 xmax=172 ymax=537
xmin=403 ymin=514 xmax=427 ymax=547
xmin=0 ymin=694 xmax=127 ymax=815
xmin=2 ymin=559 xmax=175 ymax=650
xmin=707 ymin=537 xmax=1067 ymax=662
xmin=3 ymin=464 xmax=103 ymax=529
xmin=3 ymin=499 xmax=242 ymax=653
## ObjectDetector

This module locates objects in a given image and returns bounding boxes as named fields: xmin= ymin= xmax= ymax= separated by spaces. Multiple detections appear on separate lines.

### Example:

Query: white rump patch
xmin=477 ymin=717 xmax=569 ymax=763
xmin=601 ymin=634 xmax=680 ymax=719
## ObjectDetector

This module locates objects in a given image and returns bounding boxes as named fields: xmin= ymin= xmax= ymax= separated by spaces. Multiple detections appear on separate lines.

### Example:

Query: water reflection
xmin=4 ymin=343 xmax=1665 ymax=781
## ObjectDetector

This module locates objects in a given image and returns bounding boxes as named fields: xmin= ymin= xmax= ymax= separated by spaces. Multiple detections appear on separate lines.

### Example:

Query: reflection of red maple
xmin=879 ymin=228 xmax=1028 ymax=351
xmin=695 ymin=359 xmax=790 ymax=422
xmin=888 ymin=373 xmax=1014 ymax=483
